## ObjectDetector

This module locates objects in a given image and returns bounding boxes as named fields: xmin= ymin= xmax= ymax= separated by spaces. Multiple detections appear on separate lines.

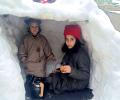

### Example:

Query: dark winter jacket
xmin=51 ymin=44 xmax=90 ymax=93
xmin=62 ymin=46 xmax=90 ymax=88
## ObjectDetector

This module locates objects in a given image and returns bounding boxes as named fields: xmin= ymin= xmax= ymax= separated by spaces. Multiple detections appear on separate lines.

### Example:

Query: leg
xmin=39 ymin=82 xmax=44 ymax=97
xmin=51 ymin=72 xmax=63 ymax=94
xmin=25 ymin=75 xmax=34 ymax=98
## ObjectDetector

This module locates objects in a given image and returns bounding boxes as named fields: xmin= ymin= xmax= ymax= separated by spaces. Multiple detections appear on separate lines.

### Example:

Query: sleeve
xmin=18 ymin=38 xmax=28 ymax=63
xmin=69 ymin=50 xmax=90 ymax=80
xmin=43 ymin=37 xmax=55 ymax=61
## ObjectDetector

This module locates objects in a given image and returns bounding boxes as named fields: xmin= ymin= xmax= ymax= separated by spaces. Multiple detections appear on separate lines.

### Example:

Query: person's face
xmin=65 ymin=35 xmax=76 ymax=49
xmin=30 ymin=22 xmax=39 ymax=36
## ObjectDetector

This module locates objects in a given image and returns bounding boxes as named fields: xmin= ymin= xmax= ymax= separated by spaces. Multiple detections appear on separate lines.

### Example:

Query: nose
xmin=67 ymin=40 xmax=72 ymax=46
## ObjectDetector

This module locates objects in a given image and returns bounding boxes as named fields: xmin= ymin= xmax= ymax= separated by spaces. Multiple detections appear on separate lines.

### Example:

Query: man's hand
xmin=60 ymin=65 xmax=71 ymax=73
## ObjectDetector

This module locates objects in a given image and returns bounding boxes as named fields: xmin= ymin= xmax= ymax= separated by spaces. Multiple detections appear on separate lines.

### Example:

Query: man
xmin=18 ymin=18 xmax=55 ymax=99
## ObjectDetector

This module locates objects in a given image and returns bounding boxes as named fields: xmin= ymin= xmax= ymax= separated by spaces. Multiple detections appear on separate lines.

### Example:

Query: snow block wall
xmin=0 ymin=0 xmax=120 ymax=100
xmin=0 ymin=16 xmax=25 ymax=100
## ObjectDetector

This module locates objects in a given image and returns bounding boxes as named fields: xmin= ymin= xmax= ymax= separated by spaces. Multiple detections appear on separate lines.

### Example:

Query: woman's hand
xmin=60 ymin=65 xmax=71 ymax=73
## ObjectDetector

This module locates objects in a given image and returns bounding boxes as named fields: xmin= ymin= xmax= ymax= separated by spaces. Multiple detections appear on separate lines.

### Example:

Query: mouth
xmin=68 ymin=46 xmax=72 ymax=48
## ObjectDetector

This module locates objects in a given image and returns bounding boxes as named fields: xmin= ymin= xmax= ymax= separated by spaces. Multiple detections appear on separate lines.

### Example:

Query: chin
xmin=32 ymin=33 xmax=38 ymax=36
xmin=68 ymin=47 xmax=73 ymax=49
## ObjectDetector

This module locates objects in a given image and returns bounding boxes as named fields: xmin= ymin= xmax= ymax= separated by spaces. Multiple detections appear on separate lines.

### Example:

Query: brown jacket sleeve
xmin=43 ymin=37 xmax=55 ymax=61
xmin=18 ymin=38 xmax=28 ymax=63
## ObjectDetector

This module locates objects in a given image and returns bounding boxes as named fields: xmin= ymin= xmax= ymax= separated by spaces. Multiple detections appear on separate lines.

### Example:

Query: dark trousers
xmin=25 ymin=75 xmax=34 ymax=97
xmin=50 ymin=72 xmax=89 ymax=94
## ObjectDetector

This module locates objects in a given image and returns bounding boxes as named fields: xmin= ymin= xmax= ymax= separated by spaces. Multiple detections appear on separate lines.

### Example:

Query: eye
xmin=31 ymin=26 xmax=38 ymax=28
xmin=71 ymin=38 xmax=74 ymax=41
xmin=66 ymin=38 xmax=69 ymax=42
xmin=35 ymin=26 xmax=39 ymax=28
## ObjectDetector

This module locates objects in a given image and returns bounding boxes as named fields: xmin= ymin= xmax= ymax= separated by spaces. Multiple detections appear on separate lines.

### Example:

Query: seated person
xmin=18 ymin=18 xmax=55 ymax=99
xmin=50 ymin=24 xmax=90 ymax=94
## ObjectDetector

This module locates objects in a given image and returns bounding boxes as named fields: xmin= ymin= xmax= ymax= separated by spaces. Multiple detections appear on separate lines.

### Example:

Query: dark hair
xmin=62 ymin=39 xmax=84 ymax=53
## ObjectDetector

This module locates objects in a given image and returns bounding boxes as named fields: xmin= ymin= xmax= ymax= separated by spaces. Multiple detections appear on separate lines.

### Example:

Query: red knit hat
xmin=64 ymin=24 xmax=81 ymax=40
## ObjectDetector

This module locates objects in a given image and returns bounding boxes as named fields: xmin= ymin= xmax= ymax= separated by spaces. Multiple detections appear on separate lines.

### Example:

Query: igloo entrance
xmin=0 ymin=15 xmax=92 ymax=100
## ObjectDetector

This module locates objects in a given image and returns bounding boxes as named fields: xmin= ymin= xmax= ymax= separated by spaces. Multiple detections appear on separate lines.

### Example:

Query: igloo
xmin=0 ymin=0 xmax=120 ymax=100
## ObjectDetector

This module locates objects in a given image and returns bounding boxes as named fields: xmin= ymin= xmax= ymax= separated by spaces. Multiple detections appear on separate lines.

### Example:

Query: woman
xmin=51 ymin=24 xmax=90 ymax=94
